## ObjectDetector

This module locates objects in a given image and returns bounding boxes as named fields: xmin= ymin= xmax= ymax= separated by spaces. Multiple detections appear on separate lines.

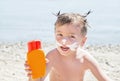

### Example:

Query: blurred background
xmin=0 ymin=0 xmax=120 ymax=45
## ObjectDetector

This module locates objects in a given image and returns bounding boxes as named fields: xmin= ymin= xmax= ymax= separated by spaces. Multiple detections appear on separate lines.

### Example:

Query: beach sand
xmin=0 ymin=42 xmax=120 ymax=81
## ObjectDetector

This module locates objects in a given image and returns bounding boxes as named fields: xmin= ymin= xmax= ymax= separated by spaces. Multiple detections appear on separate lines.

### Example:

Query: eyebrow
xmin=56 ymin=31 xmax=75 ymax=35
xmin=56 ymin=30 xmax=62 ymax=33
xmin=69 ymin=32 xmax=75 ymax=34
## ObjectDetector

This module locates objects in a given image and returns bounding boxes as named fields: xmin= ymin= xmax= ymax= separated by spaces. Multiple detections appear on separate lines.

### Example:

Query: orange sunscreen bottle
xmin=27 ymin=40 xmax=46 ymax=79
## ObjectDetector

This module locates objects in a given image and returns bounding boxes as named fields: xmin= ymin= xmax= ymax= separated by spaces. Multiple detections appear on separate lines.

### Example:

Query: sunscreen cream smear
xmin=56 ymin=39 xmax=79 ymax=51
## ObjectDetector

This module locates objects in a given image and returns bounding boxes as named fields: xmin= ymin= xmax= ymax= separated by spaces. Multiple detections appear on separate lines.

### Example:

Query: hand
xmin=24 ymin=61 xmax=32 ymax=77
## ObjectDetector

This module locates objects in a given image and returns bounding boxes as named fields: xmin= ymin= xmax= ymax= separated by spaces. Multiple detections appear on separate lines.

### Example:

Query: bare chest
xmin=50 ymin=58 xmax=86 ymax=81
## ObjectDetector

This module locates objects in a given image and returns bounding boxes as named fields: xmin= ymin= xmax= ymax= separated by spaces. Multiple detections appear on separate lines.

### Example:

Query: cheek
xmin=55 ymin=34 xmax=62 ymax=41
xmin=72 ymin=37 xmax=80 ymax=44
xmin=56 ymin=37 xmax=62 ymax=43
xmin=79 ymin=37 xmax=87 ymax=47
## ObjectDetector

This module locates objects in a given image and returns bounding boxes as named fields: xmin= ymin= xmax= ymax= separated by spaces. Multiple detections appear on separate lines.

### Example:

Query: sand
xmin=0 ymin=42 xmax=120 ymax=81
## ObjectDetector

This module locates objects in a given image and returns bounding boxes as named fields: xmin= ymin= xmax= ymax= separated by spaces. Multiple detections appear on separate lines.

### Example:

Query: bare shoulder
xmin=83 ymin=50 xmax=96 ymax=63
xmin=79 ymin=48 xmax=101 ymax=71
xmin=77 ymin=48 xmax=93 ymax=59
xmin=77 ymin=48 xmax=98 ymax=67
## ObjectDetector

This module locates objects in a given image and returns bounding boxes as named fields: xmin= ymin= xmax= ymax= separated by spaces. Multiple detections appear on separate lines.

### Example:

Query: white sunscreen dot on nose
xmin=62 ymin=39 xmax=66 ymax=44
xmin=67 ymin=42 xmax=78 ymax=51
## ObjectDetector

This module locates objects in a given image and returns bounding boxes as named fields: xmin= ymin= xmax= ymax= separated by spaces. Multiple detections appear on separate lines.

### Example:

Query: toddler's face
xmin=55 ymin=24 xmax=86 ymax=56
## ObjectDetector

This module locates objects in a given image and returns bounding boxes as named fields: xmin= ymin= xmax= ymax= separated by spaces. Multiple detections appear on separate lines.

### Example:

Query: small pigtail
xmin=57 ymin=11 xmax=61 ymax=16
xmin=83 ymin=10 xmax=92 ymax=18
xmin=82 ymin=10 xmax=92 ymax=28
xmin=52 ymin=11 xmax=61 ymax=17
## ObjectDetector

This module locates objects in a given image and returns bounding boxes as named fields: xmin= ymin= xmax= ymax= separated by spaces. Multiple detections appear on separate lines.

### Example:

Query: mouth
xmin=60 ymin=46 xmax=70 ymax=51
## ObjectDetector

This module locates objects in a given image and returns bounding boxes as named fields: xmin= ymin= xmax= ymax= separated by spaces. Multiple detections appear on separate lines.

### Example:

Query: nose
xmin=62 ymin=39 xmax=67 ymax=45
xmin=61 ymin=37 xmax=70 ymax=45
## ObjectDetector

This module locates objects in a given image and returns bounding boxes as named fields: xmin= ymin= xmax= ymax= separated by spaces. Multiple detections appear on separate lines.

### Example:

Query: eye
xmin=70 ymin=35 xmax=75 ymax=38
xmin=57 ymin=33 xmax=63 ymax=37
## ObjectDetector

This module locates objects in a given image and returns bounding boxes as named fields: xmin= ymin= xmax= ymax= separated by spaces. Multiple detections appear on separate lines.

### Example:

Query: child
xmin=25 ymin=11 xmax=112 ymax=81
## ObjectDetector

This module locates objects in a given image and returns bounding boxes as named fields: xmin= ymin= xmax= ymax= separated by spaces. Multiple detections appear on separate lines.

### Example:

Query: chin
xmin=60 ymin=53 xmax=68 ymax=56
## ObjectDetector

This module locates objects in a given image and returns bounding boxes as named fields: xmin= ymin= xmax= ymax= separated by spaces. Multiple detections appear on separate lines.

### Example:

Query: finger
xmin=24 ymin=65 xmax=30 ymax=71
xmin=25 ymin=60 xmax=28 ymax=62
xmin=25 ymin=68 xmax=32 ymax=72
xmin=24 ymin=64 xmax=29 ymax=68
xmin=45 ymin=58 xmax=49 ymax=63
xmin=24 ymin=62 xmax=30 ymax=69
xmin=24 ymin=63 xmax=28 ymax=67
xmin=25 ymin=60 xmax=28 ymax=64
xmin=24 ymin=62 xmax=29 ymax=66
xmin=27 ymin=73 xmax=32 ymax=77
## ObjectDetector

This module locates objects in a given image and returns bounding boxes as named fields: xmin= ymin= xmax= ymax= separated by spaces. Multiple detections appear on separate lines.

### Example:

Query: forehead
xmin=55 ymin=24 xmax=81 ymax=34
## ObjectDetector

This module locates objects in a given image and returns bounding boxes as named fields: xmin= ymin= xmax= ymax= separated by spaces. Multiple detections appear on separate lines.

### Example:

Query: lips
xmin=60 ymin=46 xmax=70 ymax=51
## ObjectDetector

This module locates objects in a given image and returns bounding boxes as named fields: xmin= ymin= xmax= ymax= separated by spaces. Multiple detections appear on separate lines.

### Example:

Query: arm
xmin=85 ymin=54 xmax=112 ymax=81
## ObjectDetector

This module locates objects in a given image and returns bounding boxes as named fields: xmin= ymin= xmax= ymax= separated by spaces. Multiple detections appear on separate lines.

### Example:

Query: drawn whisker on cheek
xmin=56 ymin=41 xmax=62 ymax=47
xmin=67 ymin=42 xmax=79 ymax=51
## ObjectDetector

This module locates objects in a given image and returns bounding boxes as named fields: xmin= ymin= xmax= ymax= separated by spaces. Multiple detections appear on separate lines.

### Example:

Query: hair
xmin=54 ymin=11 xmax=91 ymax=36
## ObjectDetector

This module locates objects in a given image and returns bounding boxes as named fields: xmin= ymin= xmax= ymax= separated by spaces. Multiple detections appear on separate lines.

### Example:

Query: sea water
xmin=0 ymin=0 xmax=120 ymax=45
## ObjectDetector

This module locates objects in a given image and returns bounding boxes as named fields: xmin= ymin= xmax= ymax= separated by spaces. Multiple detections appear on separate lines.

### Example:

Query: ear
xmin=81 ymin=36 xmax=87 ymax=47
